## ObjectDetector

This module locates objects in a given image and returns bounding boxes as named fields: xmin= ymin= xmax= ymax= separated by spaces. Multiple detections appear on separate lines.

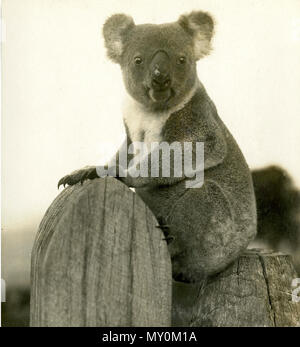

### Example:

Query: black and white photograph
xmin=1 ymin=0 xmax=300 ymax=330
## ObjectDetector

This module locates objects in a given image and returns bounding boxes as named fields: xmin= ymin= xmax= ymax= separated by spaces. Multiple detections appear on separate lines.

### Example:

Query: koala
xmin=58 ymin=11 xmax=257 ymax=282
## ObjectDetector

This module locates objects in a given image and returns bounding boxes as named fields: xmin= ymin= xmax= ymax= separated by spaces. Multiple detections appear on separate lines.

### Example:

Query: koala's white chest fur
xmin=122 ymin=83 xmax=198 ymax=145
xmin=122 ymin=98 xmax=170 ymax=144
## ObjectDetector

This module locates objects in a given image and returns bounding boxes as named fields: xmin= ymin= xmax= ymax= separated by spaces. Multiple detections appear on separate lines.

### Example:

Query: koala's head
xmin=103 ymin=11 xmax=214 ymax=111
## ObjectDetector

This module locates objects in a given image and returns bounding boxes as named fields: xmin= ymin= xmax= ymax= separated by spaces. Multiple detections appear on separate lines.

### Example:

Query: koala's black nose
xmin=150 ymin=51 xmax=171 ymax=91
xmin=151 ymin=68 xmax=171 ymax=90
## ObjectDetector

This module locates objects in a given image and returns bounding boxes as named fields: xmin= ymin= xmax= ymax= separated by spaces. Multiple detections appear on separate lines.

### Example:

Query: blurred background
xmin=1 ymin=0 xmax=300 ymax=326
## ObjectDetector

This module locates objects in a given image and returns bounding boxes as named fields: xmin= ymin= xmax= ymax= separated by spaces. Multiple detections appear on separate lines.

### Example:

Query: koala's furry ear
xmin=103 ymin=14 xmax=135 ymax=63
xmin=178 ymin=11 xmax=215 ymax=60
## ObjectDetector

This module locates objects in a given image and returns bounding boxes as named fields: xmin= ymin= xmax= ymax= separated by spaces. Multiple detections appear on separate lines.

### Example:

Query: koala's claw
xmin=57 ymin=176 xmax=68 ymax=189
xmin=58 ymin=167 xmax=97 ymax=189
xmin=58 ymin=175 xmax=73 ymax=189
xmin=155 ymin=216 xmax=173 ymax=244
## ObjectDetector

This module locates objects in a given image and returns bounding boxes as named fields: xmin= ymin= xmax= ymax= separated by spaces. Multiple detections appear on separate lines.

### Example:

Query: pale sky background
xmin=1 ymin=0 xmax=300 ymax=284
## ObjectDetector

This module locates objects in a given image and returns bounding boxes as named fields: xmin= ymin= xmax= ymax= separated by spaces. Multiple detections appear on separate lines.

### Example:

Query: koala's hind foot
xmin=58 ymin=166 xmax=98 ymax=189
xmin=156 ymin=216 xmax=174 ymax=244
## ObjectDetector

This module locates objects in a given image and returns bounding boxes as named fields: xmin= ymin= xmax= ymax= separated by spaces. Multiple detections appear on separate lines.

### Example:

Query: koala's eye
xmin=178 ymin=56 xmax=186 ymax=65
xmin=134 ymin=57 xmax=143 ymax=65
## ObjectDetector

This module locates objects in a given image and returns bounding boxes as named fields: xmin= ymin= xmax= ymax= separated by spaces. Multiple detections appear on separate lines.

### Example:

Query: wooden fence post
xmin=172 ymin=249 xmax=300 ymax=327
xmin=30 ymin=176 xmax=300 ymax=327
xmin=30 ymin=177 xmax=172 ymax=327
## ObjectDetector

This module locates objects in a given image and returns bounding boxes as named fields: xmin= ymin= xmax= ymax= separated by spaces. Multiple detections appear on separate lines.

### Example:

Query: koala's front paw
xmin=58 ymin=166 xmax=98 ymax=189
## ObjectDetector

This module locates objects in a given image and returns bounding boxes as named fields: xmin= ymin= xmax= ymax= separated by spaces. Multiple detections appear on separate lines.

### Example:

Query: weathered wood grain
xmin=172 ymin=249 xmax=300 ymax=327
xmin=30 ymin=177 xmax=172 ymax=327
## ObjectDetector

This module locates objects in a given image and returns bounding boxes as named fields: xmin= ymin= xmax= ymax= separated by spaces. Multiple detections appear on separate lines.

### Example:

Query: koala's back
xmin=136 ymin=84 xmax=257 ymax=280
xmin=138 ymin=84 xmax=255 ymax=217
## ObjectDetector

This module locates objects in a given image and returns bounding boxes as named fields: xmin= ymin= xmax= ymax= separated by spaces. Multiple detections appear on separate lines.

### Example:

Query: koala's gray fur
xmin=58 ymin=11 xmax=257 ymax=282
